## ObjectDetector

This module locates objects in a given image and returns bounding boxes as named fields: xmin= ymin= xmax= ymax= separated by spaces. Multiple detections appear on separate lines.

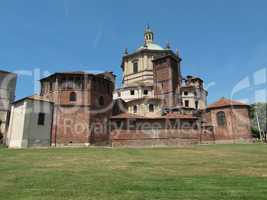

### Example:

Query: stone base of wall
xmin=214 ymin=139 xmax=253 ymax=144
xmin=111 ymin=138 xmax=200 ymax=148
xmin=110 ymin=129 xmax=253 ymax=148
xmin=110 ymin=128 xmax=215 ymax=148
xmin=51 ymin=143 xmax=90 ymax=147
xmin=51 ymin=141 xmax=110 ymax=147
xmin=111 ymin=138 xmax=253 ymax=148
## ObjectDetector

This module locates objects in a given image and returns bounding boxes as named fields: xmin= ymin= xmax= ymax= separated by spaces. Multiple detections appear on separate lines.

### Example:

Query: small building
xmin=202 ymin=98 xmax=252 ymax=143
xmin=7 ymin=96 xmax=53 ymax=148
xmin=0 ymin=70 xmax=17 ymax=143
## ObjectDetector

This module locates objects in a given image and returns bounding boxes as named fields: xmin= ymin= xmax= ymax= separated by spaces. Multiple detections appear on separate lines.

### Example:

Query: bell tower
xmin=144 ymin=24 xmax=154 ymax=44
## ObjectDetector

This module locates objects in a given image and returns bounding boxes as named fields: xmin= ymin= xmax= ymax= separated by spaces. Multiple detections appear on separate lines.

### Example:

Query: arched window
xmin=133 ymin=62 xmax=138 ymax=74
xmin=217 ymin=111 xmax=226 ymax=127
xmin=69 ymin=92 xmax=76 ymax=102
xmin=133 ymin=105 xmax=138 ymax=113
xmin=99 ymin=96 xmax=104 ymax=106
xmin=149 ymin=104 xmax=154 ymax=112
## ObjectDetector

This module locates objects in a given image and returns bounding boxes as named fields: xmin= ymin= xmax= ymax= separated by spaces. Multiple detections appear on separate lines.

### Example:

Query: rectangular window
xmin=38 ymin=113 xmax=45 ymax=126
xmin=74 ymin=77 xmax=82 ymax=89
xmin=195 ymin=101 xmax=199 ymax=109
xmin=184 ymin=91 xmax=188 ymax=96
xmin=143 ymin=90 xmax=148 ymax=95
xmin=149 ymin=104 xmax=154 ymax=112
xmin=133 ymin=105 xmax=138 ymax=113
xmin=61 ymin=78 xmax=67 ymax=89
xmin=185 ymin=100 xmax=189 ymax=107
xmin=106 ymin=83 xmax=110 ymax=94
xmin=67 ymin=77 xmax=74 ymax=89
xmin=130 ymin=90 xmax=135 ymax=95
xmin=116 ymin=121 xmax=123 ymax=128
xmin=49 ymin=82 xmax=53 ymax=91
xmin=133 ymin=62 xmax=138 ymax=73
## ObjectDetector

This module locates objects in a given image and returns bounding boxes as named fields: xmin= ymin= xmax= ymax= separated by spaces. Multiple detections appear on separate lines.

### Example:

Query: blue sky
xmin=0 ymin=0 xmax=266 ymax=104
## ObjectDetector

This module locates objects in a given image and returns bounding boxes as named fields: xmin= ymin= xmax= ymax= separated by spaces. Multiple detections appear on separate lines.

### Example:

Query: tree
xmin=250 ymin=103 xmax=267 ymax=141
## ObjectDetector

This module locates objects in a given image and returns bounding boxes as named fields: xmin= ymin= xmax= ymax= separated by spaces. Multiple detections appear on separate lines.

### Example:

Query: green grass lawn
xmin=1 ymin=144 xmax=267 ymax=200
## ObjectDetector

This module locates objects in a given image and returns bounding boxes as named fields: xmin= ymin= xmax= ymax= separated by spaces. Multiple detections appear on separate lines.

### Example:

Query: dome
xmin=137 ymin=42 xmax=164 ymax=51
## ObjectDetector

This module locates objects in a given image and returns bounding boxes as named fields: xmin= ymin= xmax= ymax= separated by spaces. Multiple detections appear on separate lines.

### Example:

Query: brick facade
xmin=153 ymin=54 xmax=182 ymax=108
xmin=110 ymin=115 xmax=215 ymax=147
xmin=109 ymin=98 xmax=253 ymax=147
xmin=202 ymin=98 xmax=252 ymax=143
xmin=203 ymin=106 xmax=252 ymax=143
xmin=40 ymin=72 xmax=114 ymax=146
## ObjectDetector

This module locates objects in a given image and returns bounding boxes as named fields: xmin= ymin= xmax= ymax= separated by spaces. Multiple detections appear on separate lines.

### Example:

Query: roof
xmin=27 ymin=95 xmax=52 ymax=102
xmin=207 ymin=98 xmax=249 ymax=109
xmin=137 ymin=42 xmax=164 ymax=51
xmin=163 ymin=113 xmax=198 ymax=119
xmin=40 ymin=71 xmax=114 ymax=82
xmin=152 ymin=53 xmax=181 ymax=62
xmin=0 ymin=70 xmax=16 ymax=75
xmin=126 ymin=97 xmax=162 ymax=104
xmin=180 ymin=85 xmax=195 ymax=90
xmin=111 ymin=112 xmax=197 ymax=120
xmin=186 ymin=75 xmax=203 ymax=81
xmin=13 ymin=95 xmax=53 ymax=104
xmin=116 ymin=83 xmax=153 ymax=91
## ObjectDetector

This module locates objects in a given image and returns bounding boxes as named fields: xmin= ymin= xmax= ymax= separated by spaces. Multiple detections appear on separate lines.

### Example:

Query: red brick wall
xmin=110 ymin=118 xmax=215 ymax=147
xmin=153 ymin=56 xmax=181 ymax=107
xmin=41 ymin=73 xmax=114 ymax=146
xmin=51 ymin=106 xmax=91 ymax=145
xmin=205 ymin=106 xmax=252 ymax=143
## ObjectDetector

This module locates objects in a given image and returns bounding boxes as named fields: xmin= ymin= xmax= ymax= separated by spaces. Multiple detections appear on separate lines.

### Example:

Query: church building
xmin=6 ymin=26 xmax=252 ymax=148
xmin=110 ymin=26 xmax=252 ymax=147
xmin=113 ymin=25 xmax=207 ymax=116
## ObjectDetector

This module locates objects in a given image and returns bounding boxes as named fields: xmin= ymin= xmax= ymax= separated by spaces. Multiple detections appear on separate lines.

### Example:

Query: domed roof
xmin=137 ymin=42 xmax=164 ymax=51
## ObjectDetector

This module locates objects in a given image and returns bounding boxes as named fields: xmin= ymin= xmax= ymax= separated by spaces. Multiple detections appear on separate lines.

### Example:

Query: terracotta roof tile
xmin=207 ymin=98 xmax=249 ymax=109
xmin=164 ymin=113 xmax=197 ymax=119
xmin=28 ymin=95 xmax=52 ymax=102
xmin=40 ymin=71 xmax=114 ymax=81
xmin=14 ymin=95 xmax=53 ymax=104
